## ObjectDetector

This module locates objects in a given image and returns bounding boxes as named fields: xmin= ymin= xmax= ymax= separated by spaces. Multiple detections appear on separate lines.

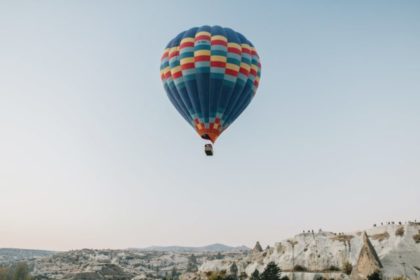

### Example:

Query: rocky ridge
xmin=197 ymin=223 xmax=420 ymax=280
xmin=0 ymin=248 xmax=55 ymax=264
xmin=24 ymin=249 xmax=246 ymax=279
xmin=1 ymin=224 xmax=419 ymax=279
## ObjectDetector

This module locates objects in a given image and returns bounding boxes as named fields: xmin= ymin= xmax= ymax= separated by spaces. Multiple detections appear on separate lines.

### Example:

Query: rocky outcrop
xmin=253 ymin=242 xmax=263 ymax=253
xmin=3 ymin=224 xmax=419 ymax=280
xmin=26 ymin=249 xmax=246 ymax=280
xmin=0 ymin=248 xmax=55 ymax=264
xmin=63 ymin=264 xmax=131 ymax=279
xmin=179 ymin=272 xmax=203 ymax=280
xmin=198 ymin=224 xmax=420 ymax=280
xmin=350 ymin=232 xmax=382 ymax=280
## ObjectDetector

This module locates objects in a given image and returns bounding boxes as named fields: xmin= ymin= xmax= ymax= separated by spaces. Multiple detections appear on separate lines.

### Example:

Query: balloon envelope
xmin=160 ymin=25 xmax=261 ymax=143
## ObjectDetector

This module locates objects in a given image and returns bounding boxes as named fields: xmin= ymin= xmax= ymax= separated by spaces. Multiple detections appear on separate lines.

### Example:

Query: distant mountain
xmin=0 ymin=248 xmax=56 ymax=264
xmin=139 ymin=243 xmax=250 ymax=253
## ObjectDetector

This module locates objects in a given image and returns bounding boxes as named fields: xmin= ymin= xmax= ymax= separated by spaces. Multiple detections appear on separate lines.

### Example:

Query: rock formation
xmin=351 ymin=232 xmax=382 ymax=280
xmin=64 ymin=264 xmax=131 ymax=280
xmin=252 ymin=241 xmax=263 ymax=253
xmin=198 ymin=224 xmax=420 ymax=279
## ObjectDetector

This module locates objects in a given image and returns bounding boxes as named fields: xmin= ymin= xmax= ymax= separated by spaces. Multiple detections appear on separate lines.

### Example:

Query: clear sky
xmin=0 ymin=1 xmax=419 ymax=251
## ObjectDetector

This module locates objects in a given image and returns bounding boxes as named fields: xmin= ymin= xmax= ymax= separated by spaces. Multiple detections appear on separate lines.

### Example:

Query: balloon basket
xmin=204 ymin=144 xmax=213 ymax=156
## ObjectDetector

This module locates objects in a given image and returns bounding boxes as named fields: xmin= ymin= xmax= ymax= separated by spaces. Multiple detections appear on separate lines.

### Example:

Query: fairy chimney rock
xmin=253 ymin=241 xmax=263 ymax=253
xmin=351 ymin=232 xmax=383 ymax=280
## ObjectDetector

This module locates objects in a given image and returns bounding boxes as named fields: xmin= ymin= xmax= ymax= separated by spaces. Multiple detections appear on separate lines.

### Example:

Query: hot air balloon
xmin=160 ymin=25 xmax=261 ymax=156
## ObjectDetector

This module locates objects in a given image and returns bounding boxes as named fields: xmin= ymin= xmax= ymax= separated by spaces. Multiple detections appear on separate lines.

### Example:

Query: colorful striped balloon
xmin=160 ymin=25 xmax=261 ymax=143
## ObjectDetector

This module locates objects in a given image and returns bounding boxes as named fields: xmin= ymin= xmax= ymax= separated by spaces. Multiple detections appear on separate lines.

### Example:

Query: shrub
xmin=371 ymin=232 xmax=390 ymax=242
xmin=367 ymin=271 xmax=382 ymax=280
xmin=328 ymin=265 xmax=340 ymax=271
xmin=186 ymin=254 xmax=198 ymax=272
xmin=250 ymin=270 xmax=260 ymax=280
xmin=215 ymin=252 xmax=224 ymax=260
xmin=207 ymin=273 xmax=223 ymax=280
xmin=293 ymin=265 xmax=307 ymax=272
xmin=331 ymin=235 xmax=354 ymax=242
xmin=0 ymin=267 xmax=9 ymax=280
xmin=169 ymin=267 xmax=180 ymax=280
xmin=395 ymin=227 xmax=404 ymax=237
xmin=342 ymin=261 xmax=353 ymax=275
xmin=413 ymin=231 xmax=420 ymax=243
xmin=0 ymin=262 xmax=33 ymax=280
xmin=207 ymin=271 xmax=228 ymax=280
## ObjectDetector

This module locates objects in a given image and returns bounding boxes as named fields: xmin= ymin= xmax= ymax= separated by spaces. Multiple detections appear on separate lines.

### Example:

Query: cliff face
xmin=350 ymin=232 xmax=382 ymax=280
xmin=199 ymin=223 xmax=420 ymax=280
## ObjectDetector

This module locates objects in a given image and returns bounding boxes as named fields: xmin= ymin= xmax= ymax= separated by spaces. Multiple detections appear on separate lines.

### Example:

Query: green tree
xmin=260 ymin=262 xmax=280 ymax=280
xmin=229 ymin=263 xmax=238 ymax=279
xmin=250 ymin=269 xmax=260 ymax=280
xmin=239 ymin=272 xmax=248 ymax=280
xmin=206 ymin=271 xmax=241 ymax=280
xmin=0 ymin=263 xmax=33 ymax=280
xmin=15 ymin=262 xmax=30 ymax=280
xmin=207 ymin=271 xmax=226 ymax=280
xmin=215 ymin=252 xmax=223 ymax=260
xmin=169 ymin=267 xmax=179 ymax=280
xmin=342 ymin=261 xmax=353 ymax=275
xmin=186 ymin=254 xmax=198 ymax=272
xmin=367 ymin=272 xmax=382 ymax=280
xmin=0 ymin=267 xmax=9 ymax=280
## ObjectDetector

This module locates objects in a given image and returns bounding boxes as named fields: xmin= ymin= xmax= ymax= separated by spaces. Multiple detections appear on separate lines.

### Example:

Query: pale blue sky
xmin=0 ymin=1 xmax=419 ymax=251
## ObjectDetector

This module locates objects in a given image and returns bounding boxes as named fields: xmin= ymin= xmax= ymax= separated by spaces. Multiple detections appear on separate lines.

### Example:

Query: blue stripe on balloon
xmin=195 ymin=61 xmax=210 ymax=68
xmin=211 ymin=47 xmax=227 ymax=54
xmin=210 ymin=68 xmax=225 ymax=74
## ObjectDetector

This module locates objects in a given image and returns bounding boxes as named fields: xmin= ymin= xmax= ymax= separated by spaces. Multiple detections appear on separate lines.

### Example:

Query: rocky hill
xmin=19 ymin=249 xmax=246 ymax=279
xmin=0 ymin=248 xmax=55 ymax=264
xmin=1 ymin=224 xmax=419 ymax=279
xmin=139 ymin=244 xmax=249 ymax=253
xmin=196 ymin=223 xmax=420 ymax=280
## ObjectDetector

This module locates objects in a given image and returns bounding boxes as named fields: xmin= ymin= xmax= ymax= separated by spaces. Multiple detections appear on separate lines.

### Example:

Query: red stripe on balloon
xmin=195 ymin=55 xmax=210 ymax=62
xmin=195 ymin=35 xmax=211 ymax=41
xmin=225 ymin=69 xmax=238 ymax=77
xmin=227 ymin=47 xmax=241 ymax=55
xmin=169 ymin=51 xmax=179 ymax=59
xmin=172 ymin=71 xmax=182 ymax=79
xmin=180 ymin=42 xmax=194 ymax=48
xmin=239 ymin=68 xmax=249 ymax=75
xmin=241 ymin=48 xmax=251 ymax=54
xmin=211 ymin=40 xmax=227 ymax=46
xmin=181 ymin=63 xmax=195 ymax=70
xmin=211 ymin=61 xmax=226 ymax=68
xmin=161 ymin=52 xmax=169 ymax=59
